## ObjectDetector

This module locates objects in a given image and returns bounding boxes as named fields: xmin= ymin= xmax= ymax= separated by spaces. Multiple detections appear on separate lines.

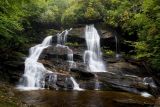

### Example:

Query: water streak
xmin=17 ymin=36 xmax=52 ymax=90
xmin=143 ymin=77 xmax=157 ymax=88
xmin=115 ymin=35 xmax=120 ymax=58
xmin=84 ymin=25 xmax=106 ymax=72
xmin=95 ymin=80 xmax=100 ymax=90
xmin=70 ymin=77 xmax=83 ymax=91
xmin=56 ymin=29 xmax=76 ymax=69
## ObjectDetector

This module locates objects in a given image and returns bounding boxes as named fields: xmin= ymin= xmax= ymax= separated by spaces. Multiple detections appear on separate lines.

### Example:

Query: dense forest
xmin=1 ymin=0 xmax=160 ymax=72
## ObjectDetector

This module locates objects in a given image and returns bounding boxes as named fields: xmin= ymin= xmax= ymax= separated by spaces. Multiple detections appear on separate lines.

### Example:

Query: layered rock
xmin=37 ymin=27 xmax=159 ymax=96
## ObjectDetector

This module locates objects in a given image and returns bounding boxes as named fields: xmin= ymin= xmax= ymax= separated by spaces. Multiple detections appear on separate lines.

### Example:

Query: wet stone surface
xmin=37 ymin=32 xmax=159 ymax=96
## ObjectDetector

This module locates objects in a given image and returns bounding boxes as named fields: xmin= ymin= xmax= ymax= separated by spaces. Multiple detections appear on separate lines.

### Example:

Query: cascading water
xmin=56 ymin=29 xmax=81 ymax=90
xmin=84 ymin=25 xmax=106 ymax=72
xmin=17 ymin=36 xmax=53 ymax=90
xmin=70 ymin=77 xmax=83 ymax=91
xmin=95 ymin=80 xmax=100 ymax=90
xmin=56 ymin=29 xmax=76 ymax=69
xmin=115 ymin=35 xmax=121 ymax=58
xmin=143 ymin=77 xmax=157 ymax=88
xmin=57 ymin=29 xmax=70 ymax=45
xmin=16 ymin=28 xmax=94 ymax=91
xmin=56 ymin=29 xmax=83 ymax=91
xmin=94 ymin=74 xmax=100 ymax=90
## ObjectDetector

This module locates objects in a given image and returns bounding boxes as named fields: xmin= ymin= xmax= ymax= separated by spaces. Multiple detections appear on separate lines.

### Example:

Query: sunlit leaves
xmin=61 ymin=2 xmax=83 ymax=26
xmin=134 ymin=41 xmax=151 ymax=59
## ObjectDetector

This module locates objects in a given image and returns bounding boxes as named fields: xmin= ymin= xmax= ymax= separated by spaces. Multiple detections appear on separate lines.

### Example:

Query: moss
xmin=65 ymin=42 xmax=79 ymax=47
xmin=103 ymin=49 xmax=115 ymax=56
xmin=45 ymin=29 xmax=60 ymax=36
xmin=0 ymin=102 xmax=18 ymax=107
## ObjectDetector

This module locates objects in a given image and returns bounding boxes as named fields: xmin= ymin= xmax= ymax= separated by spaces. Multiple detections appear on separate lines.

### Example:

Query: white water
xmin=56 ymin=29 xmax=76 ymax=69
xmin=141 ymin=92 xmax=152 ymax=98
xmin=84 ymin=25 xmax=106 ymax=72
xmin=17 ymin=36 xmax=52 ymax=90
xmin=70 ymin=77 xmax=83 ymax=91
xmin=57 ymin=29 xmax=70 ymax=45
xmin=56 ymin=30 xmax=81 ymax=90
xmin=115 ymin=35 xmax=121 ymax=58
xmin=143 ymin=77 xmax=157 ymax=88
xmin=95 ymin=80 xmax=100 ymax=90
xmin=49 ymin=74 xmax=57 ymax=83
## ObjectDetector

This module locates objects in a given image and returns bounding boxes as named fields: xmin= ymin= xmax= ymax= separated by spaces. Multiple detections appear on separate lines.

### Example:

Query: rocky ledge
xmin=38 ymin=37 xmax=159 ymax=97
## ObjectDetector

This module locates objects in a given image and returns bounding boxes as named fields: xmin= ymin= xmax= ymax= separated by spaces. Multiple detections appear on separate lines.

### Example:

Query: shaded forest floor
xmin=0 ymin=82 xmax=23 ymax=107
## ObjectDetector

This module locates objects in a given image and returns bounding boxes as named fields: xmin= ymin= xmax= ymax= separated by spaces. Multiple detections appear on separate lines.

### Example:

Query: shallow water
xmin=17 ymin=90 xmax=156 ymax=107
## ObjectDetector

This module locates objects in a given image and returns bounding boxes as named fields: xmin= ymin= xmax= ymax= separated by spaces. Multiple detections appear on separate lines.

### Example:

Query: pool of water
xmin=17 ymin=90 xmax=156 ymax=107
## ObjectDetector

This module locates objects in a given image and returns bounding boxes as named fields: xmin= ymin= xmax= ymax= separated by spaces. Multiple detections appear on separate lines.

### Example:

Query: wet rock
xmin=107 ymin=61 xmax=147 ymax=76
xmin=79 ymin=81 xmax=98 ymax=90
xmin=70 ymin=68 xmax=95 ymax=78
xmin=44 ymin=73 xmax=74 ymax=90
xmin=68 ymin=27 xmax=85 ymax=38
xmin=40 ymin=43 xmax=159 ymax=94
xmin=1 ymin=60 xmax=24 ymax=84
xmin=51 ymin=27 xmax=85 ymax=44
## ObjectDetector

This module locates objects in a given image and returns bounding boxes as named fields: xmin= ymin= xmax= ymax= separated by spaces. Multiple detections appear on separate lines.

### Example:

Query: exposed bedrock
xmin=39 ymin=43 xmax=159 ymax=96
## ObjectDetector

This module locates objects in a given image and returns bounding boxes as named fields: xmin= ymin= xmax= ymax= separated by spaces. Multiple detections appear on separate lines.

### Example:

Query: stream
xmin=17 ymin=90 xmax=155 ymax=107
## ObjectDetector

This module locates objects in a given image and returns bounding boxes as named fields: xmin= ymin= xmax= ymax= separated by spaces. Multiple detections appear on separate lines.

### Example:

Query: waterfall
xmin=95 ymin=80 xmax=100 ymax=90
xmin=115 ymin=35 xmax=120 ymax=58
xmin=83 ymin=25 xmax=106 ymax=72
xmin=48 ymin=74 xmax=57 ymax=84
xmin=56 ymin=29 xmax=76 ymax=69
xmin=70 ymin=77 xmax=83 ymax=91
xmin=17 ymin=36 xmax=52 ymax=90
xmin=56 ymin=30 xmax=82 ymax=90
xmin=57 ymin=29 xmax=71 ymax=45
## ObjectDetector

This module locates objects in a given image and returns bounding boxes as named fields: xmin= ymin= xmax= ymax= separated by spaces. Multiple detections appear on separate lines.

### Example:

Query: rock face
xmin=36 ymin=27 xmax=159 ymax=96
xmin=40 ymin=48 xmax=158 ymax=95
xmin=51 ymin=25 xmax=120 ymax=50
xmin=0 ymin=56 xmax=25 ymax=84
xmin=44 ymin=73 xmax=73 ymax=90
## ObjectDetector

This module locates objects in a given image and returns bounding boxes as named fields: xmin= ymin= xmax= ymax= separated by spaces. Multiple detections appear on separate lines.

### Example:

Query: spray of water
xmin=84 ymin=25 xmax=106 ymax=72
xmin=17 ymin=36 xmax=53 ymax=90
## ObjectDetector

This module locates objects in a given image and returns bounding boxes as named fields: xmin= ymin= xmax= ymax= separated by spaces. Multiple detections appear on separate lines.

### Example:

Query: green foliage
xmin=61 ymin=0 xmax=105 ymax=26
xmin=101 ymin=0 xmax=160 ymax=70
xmin=0 ymin=0 xmax=28 ymax=53
xmin=133 ymin=0 xmax=160 ymax=70
xmin=104 ymin=49 xmax=115 ymax=56
xmin=84 ymin=0 xmax=104 ymax=20
xmin=0 ymin=0 xmax=160 ymax=71
xmin=61 ymin=2 xmax=84 ymax=26
xmin=65 ymin=42 xmax=79 ymax=47
xmin=134 ymin=41 xmax=151 ymax=59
